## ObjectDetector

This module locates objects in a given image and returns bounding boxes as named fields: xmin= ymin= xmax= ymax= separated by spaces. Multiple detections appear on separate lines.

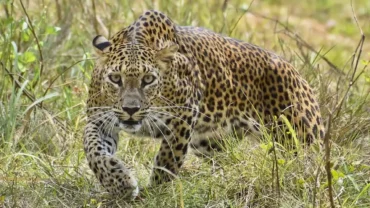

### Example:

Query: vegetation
xmin=1 ymin=0 xmax=369 ymax=207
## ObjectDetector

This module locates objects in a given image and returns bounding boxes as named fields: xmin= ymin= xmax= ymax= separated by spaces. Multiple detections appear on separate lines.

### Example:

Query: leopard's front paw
xmin=97 ymin=157 xmax=139 ymax=199
xmin=102 ymin=173 xmax=139 ymax=199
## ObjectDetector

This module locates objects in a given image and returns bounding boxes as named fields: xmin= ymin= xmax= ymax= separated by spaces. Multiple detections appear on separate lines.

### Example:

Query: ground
xmin=0 ymin=0 xmax=370 ymax=207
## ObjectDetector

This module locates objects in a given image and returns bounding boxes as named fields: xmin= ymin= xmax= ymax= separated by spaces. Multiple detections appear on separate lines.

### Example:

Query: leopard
xmin=84 ymin=10 xmax=325 ymax=198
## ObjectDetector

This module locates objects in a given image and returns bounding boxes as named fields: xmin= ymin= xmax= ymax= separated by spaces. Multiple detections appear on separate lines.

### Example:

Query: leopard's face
xmin=90 ymin=36 xmax=178 ymax=133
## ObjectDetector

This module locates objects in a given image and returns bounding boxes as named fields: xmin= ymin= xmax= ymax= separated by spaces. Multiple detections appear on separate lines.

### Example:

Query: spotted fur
xmin=84 ymin=10 xmax=324 ymax=197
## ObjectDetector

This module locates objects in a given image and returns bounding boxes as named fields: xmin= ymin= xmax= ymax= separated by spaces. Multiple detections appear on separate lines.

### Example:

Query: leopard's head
xmin=88 ymin=35 xmax=179 ymax=133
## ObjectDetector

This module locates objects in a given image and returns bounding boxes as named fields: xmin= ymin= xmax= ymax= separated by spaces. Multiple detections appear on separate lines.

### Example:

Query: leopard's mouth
xmin=119 ymin=120 xmax=143 ymax=133
xmin=121 ymin=120 xmax=142 ymax=126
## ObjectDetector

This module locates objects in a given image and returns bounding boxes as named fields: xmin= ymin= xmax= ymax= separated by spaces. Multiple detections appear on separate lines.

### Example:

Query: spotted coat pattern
xmin=84 ymin=10 xmax=325 ymax=198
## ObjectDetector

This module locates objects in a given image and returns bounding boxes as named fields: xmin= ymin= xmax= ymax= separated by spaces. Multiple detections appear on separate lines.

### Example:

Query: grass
xmin=1 ymin=0 xmax=370 ymax=207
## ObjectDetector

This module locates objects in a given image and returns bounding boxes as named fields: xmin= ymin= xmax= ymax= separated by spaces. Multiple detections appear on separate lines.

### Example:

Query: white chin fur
xmin=119 ymin=122 xmax=142 ymax=133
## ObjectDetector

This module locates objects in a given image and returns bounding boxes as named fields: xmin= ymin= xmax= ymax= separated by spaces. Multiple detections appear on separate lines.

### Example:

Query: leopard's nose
xmin=122 ymin=106 xmax=140 ymax=116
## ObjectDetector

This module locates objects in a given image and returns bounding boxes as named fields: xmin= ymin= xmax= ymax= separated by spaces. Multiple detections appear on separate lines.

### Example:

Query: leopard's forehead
xmin=107 ymin=43 xmax=156 ymax=76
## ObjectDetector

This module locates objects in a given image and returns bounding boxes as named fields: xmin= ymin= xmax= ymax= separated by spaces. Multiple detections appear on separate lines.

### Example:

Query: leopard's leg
xmin=190 ymin=138 xmax=223 ymax=157
xmin=149 ymin=117 xmax=194 ymax=185
xmin=84 ymin=121 xmax=139 ymax=198
xmin=190 ymin=128 xmax=247 ymax=157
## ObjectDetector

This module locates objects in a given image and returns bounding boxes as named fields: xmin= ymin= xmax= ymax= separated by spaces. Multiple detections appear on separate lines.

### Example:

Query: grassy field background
xmin=1 ymin=0 xmax=370 ymax=207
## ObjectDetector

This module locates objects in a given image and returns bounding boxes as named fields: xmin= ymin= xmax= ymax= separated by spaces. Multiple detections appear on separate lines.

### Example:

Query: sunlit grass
xmin=1 ymin=0 xmax=370 ymax=207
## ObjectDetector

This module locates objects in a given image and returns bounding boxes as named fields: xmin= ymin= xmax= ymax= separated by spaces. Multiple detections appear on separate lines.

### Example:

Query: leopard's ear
xmin=92 ymin=35 xmax=111 ymax=54
xmin=156 ymin=44 xmax=178 ymax=63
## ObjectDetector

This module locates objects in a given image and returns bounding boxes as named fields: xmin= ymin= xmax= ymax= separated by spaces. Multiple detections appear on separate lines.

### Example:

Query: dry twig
xmin=19 ymin=0 xmax=44 ymax=84
xmin=325 ymin=1 xmax=365 ymax=207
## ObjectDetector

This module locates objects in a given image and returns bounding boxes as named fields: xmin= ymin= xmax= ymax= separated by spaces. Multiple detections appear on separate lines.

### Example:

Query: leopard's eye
xmin=142 ymin=74 xmax=156 ymax=86
xmin=108 ymin=74 xmax=122 ymax=85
